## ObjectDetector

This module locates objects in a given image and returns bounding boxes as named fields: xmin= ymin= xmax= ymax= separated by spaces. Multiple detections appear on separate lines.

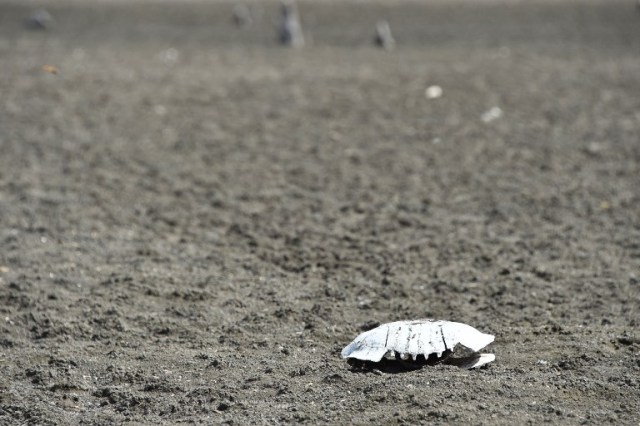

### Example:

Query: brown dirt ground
xmin=1 ymin=0 xmax=639 ymax=424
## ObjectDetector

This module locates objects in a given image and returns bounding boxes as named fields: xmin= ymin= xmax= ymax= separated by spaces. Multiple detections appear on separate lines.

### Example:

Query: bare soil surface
xmin=1 ymin=1 xmax=639 ymax=424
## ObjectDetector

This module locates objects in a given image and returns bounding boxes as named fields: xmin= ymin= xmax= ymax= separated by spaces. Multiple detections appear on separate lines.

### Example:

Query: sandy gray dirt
xmin=0 ymin=0 xmax=639 ymax=424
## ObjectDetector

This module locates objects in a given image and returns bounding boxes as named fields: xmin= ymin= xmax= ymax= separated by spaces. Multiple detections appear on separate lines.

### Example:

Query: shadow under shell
xmin=347 ymin=350 xmax=453 ymax=374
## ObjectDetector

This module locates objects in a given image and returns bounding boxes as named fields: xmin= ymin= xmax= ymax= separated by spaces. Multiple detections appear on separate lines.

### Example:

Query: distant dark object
xmin=24 ymin=9 xmax=54 ymax=30
xmin=278 ymin=2 xmax=304 ymax=48
xmin=374 ymin=21 xmax=395 ymax=50
xmin=232 ymin=4 xmax=253 ymax=28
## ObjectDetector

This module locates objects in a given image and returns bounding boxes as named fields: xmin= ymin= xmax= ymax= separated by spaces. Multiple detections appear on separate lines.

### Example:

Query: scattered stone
xmin=585 ymin=141 xmax=605 ymax=156
xmin=25 ymin=9 xmax=54 ymax=30
xmin=159 ymin=48 xmax=179 ymax=65
xmin=481 ymin=106 xmax=503 ymax=123
xmin=617 ymin=333 xmax=639 ymax=346
xmin=425 ymin=85 xmax=443 ymax=99
xmin=42 ymin=64 xmax=59 ymax=75
xmin=232 ymin=4 xmax=253 ymax=28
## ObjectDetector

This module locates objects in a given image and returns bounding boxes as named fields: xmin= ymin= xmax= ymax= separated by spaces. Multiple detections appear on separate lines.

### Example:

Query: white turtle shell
xmin=341 ymin=319 xmax=494 ymax=364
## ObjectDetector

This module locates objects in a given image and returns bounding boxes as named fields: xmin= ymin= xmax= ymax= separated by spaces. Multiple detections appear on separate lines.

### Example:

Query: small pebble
xmin=425 ymin=85 xmax=443 ymax=99
xmin=481 ymin=106 xmax=503 ymax=123
xmin=25 ymin=9 xmax=54 ymax=30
